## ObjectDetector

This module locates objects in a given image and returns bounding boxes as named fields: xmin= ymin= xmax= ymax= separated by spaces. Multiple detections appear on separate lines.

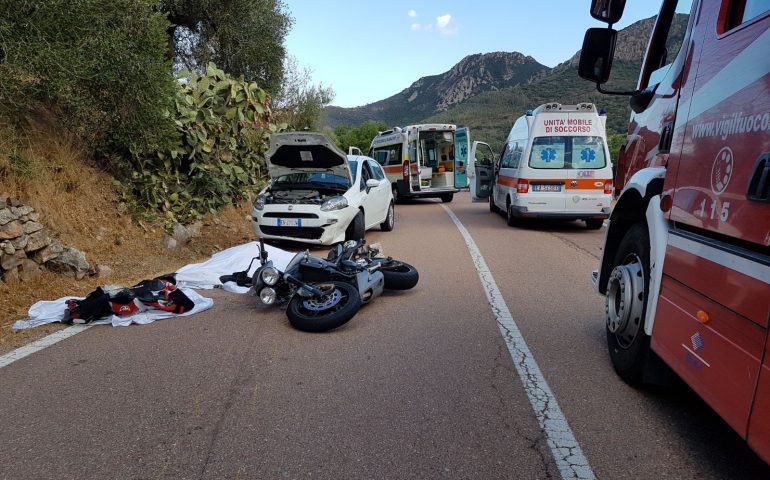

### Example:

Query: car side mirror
xmin=365 ymin=179 xmax=379 ymax=189
xmin=578 ymin=28 xmax=617 ymax=85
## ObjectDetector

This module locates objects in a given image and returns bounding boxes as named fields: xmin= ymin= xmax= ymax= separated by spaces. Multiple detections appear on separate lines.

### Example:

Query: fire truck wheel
xmin=605 ymin=222 xmax=652 ymax=385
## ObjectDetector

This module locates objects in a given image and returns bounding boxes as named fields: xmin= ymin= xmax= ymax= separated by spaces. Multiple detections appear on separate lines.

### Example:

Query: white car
xmin=251 ymin=132 xmax=395 ymax=245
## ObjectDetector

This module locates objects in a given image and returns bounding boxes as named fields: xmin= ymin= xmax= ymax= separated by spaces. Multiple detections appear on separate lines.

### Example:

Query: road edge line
xmin=441 ymin=204 xmax=595 ymax=480
xmin=0 ymin=325 xmax=92 ymax=369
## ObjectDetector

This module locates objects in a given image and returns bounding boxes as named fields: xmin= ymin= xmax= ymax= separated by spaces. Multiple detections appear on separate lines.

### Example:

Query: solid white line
xmin=0 ymin=325 xmax=92 ymax=369
xmin=441 ymin=205 xmax=595 ymax=480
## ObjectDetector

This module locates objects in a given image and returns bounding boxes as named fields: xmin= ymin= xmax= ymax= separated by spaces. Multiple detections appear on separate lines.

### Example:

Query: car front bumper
xmin=251 ymin=204 xmax=358 ymax=245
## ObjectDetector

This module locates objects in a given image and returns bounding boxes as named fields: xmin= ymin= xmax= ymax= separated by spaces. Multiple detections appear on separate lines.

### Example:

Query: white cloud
xmin=410 ymin=23 xmax=421 ymax=31
xmin=410 ymin=22 xmax=433 ymax=32
xmin=408 ymin=9 xmax=417 ymax=18
xmin=436 ymin=14 xmax=458 ymax=34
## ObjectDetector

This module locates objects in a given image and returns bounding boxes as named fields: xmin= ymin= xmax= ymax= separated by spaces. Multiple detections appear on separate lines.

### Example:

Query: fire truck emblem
xmin=711 ymin=147 xmax=734 ymax=195
xmin=690 ymin=332 xmax=705 ymax=351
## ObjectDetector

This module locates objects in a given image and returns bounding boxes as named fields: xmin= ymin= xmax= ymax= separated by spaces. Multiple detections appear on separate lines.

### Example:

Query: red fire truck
xmin=579 ymin=0 xmax=770 ymax=461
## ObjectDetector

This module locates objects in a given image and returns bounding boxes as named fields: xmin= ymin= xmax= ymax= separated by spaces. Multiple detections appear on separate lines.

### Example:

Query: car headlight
xmin=259 ymin=287 xmax=277 ymax=305
xmin=261 ymin=267 xmax=279 ymax=286
xmin=254 ymin=194 xmax=266 ymax=210
xmin=320 ymin=196 xmax=348 ymax=211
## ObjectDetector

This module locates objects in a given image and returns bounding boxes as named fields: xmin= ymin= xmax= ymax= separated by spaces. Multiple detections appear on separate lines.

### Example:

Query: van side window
xmin=723 ymin=0 xmax=770 ymax=30
xmin=500 ymin=143 xmax=515 ymax=168
xmin=409 ymin=141 xmax=418 ymax=164
xmin=372 ymin=144 xmax=403 ymax=166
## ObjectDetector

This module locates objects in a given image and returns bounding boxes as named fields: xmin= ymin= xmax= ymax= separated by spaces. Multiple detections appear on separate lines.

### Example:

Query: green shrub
xmin=127 ymin=64 xmax=285 ymax=224
xmin=0 ymin=0 xmax=178 ymax=156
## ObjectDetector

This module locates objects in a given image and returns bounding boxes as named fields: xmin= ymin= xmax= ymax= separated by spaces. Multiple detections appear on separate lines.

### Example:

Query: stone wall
xmin=0 ymin=194 xmax=91 ymax=283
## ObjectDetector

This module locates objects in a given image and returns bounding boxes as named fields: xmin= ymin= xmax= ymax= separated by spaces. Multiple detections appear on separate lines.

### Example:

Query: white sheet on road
xmin=12 ymin=241 xmax=298 ymax=330
xmin=176 ymin=241 xmax=295 ymax=293
xmin=12 ymin=288 xmax=213 ymax=331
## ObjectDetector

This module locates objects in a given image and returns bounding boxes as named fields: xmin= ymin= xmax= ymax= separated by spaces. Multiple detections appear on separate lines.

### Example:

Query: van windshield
xmin=529 ymin=136 xmax=607 ymax=169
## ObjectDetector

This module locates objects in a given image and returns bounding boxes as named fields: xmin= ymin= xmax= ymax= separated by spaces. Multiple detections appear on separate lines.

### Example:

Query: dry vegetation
xmin=0 ymin=120 xmax=256 ymax=353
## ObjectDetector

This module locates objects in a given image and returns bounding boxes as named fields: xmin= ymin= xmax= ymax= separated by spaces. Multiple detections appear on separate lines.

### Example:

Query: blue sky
xmin=283 ymin=1 xmax=662 ymax=108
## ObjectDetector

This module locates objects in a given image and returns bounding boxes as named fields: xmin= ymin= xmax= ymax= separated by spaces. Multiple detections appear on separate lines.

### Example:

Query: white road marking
xmin=0 ymin=325 xmax=92 ymax=369
xmin=442 ymin=205 xmax=596 ymax=480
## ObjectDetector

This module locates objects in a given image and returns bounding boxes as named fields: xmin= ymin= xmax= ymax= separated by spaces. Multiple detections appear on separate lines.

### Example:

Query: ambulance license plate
xmin=532 ymin=184 xmax=562 ymax=192
xmin=277 ymin=218 xmax=301 ymax=227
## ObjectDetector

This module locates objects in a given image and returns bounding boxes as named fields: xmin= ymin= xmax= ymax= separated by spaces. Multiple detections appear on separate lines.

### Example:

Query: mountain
xmin=323 ymin=15 xmax=689 ymax=152
xmin=322 ymin=52 xmax=549 ymax=127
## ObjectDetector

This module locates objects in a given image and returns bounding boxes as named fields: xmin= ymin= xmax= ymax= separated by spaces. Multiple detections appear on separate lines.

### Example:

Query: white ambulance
xmin=486 ymin=103 xmax=613 ymax=229
xmin=369 ymin=124 xmax=469 ymax=203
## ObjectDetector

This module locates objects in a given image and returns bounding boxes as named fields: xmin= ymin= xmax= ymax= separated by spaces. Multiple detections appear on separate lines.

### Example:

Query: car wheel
xmin=489 ymin=191 xmax=499 ymax=213
xmin=606 ymin=222 xmax=653 ymax=385
xmin=440 ymin=193 xmax=453 ymax=203
xmin=345 ymin=210 xmax=365 ymax=241
xmin=586 ymin=219 xmax=604 ymax=230
xmin=506 ymin=201 xmax=518 ymax=227
xmin=380 ymin=202 xmax=395 ymax=231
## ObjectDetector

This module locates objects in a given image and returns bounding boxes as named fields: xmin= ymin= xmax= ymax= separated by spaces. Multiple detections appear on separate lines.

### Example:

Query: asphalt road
xmin=1 ymin=191 xmax=769 ymax=479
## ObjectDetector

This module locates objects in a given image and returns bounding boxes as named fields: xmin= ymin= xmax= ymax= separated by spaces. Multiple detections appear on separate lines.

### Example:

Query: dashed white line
xmin=441 ymin=204 xmax=596 ymax=480
xmin=0 ymin=325 xmax=92 ymax=369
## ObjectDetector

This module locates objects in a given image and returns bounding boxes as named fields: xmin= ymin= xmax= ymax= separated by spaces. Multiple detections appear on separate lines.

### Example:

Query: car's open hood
xmin=265 ymin=132 xmax=353 ymax=182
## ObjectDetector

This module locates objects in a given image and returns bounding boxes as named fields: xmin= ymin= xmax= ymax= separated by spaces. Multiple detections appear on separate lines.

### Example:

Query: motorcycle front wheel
xmin=286 ymin=281 xmax=362 ymax=332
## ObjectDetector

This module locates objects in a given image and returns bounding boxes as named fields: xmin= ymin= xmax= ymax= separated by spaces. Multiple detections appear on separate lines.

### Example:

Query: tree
xmin=334 ymin=122 xmax=389 ymax=154
xmin=0 ymin=0 xmax=178 ymax=155
xmin=606 ymin=128 xmax=626 ymax=177
xmin=272 ymin=56 xmax=335 ymax=131
xmin=161 ymin=0 xmax=292 ymax=94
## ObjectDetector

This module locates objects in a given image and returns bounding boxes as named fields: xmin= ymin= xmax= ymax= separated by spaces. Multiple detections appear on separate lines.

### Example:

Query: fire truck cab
xmin=580 ymin=0 xmax=770 ymax=461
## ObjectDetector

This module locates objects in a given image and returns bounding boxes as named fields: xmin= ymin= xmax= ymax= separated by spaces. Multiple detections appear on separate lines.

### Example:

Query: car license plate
xmin=276 ymin=218 xmax=301 ymax=227
xmin=532 ymin=184 xmax=562 ymax=192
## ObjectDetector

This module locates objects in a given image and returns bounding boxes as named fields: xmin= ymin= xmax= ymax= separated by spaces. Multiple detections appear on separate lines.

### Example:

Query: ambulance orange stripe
xmin=497 ymin=175 xmax=609 ymax=190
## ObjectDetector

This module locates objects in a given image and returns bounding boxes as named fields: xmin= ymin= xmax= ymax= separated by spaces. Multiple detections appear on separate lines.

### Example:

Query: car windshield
xmin=529 ymin=136 xmax=607 ymax=169
xmin=273 ymin=171 xmax=351 ymax=190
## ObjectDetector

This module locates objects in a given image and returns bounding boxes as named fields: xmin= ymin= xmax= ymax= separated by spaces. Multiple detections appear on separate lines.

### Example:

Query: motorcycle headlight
xmin=254 ymin=194 xmax=266 ymax=210
xmin=259 ymin=287 xmax=277 ymax=305
xmin=261 ymin=267 xmax=279 ymax=286
xmin=320 ymin=196 xmax=348 ymax=211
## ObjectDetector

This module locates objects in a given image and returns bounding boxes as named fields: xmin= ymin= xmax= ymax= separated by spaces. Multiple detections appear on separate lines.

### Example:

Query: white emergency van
xmin=486 ymin=103 xmax=613 ymax=229
xmin=369 ymin=124 xmax=468 ymax=203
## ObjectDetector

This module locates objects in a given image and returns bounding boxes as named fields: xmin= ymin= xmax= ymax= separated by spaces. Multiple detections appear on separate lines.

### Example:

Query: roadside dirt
xmin=0 ymin=122 xmax=257 ymax=355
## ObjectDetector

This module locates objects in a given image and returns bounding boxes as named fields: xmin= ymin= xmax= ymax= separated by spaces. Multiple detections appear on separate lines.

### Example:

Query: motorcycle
xmin=246 ymin=239 xmax=368 ymax=332
xmin=325 ymin=240 xmax=419 ymax=291
xmin=237 ymin=239 xmax=418 ymax=332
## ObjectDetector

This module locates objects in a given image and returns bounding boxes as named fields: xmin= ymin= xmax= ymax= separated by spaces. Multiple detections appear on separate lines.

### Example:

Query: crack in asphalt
xmin=442 ymin=205 xmax=596 ymax=480
xmin=549 ymin=232 xmax=601 ymax=261
xmin=197 ymin=327 xmax=261 ymax=479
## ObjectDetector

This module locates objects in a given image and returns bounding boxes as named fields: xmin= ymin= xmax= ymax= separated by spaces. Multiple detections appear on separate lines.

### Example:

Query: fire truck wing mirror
xmin=590 ymin=0 xmax=627 ymax=24
xmin=578 ymin=28 xmax=617 ymax=85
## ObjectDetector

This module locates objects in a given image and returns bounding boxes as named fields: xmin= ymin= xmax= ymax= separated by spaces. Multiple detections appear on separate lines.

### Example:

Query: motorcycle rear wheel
xmin=375 ymin=259 xmax=419 ymax=290
xmin=287 ymin=281 xmax=362 ymax=332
